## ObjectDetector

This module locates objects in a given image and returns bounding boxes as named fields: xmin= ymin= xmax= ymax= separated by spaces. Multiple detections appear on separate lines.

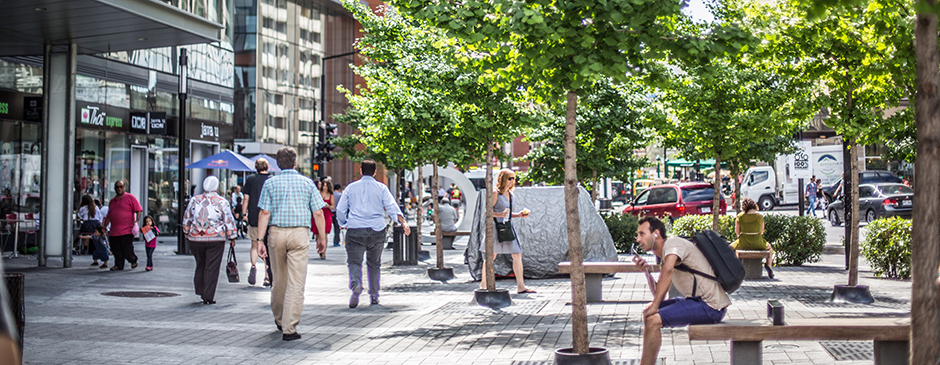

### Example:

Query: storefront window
xmin=148 ymin=138 xmax=179 ymax=235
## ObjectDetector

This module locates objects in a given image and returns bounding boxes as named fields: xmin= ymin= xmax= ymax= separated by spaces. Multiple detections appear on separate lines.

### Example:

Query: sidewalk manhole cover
xmin=102 ymin=291 xmax=180 ymax=298
xmin=820 ymin=341 xmax=872 ymax=361
xmin=430 ymin=300 xmax=548 ymax=315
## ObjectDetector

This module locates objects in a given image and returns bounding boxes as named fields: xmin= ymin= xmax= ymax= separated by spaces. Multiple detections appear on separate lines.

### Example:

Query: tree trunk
xmin=415 ymin=165 xmax=423 ymax=244
xmin=712 ymin=154 xmax=721 ymax=231
xmin=591 ymin=169 xmax=598 ymax=202
xmin=847 ymin=139 xmax=860 ymax=286
xmin=564 ymin=91 xmax=589 ymax=354
xmin=911 ymin=4 xmax=940 ymax=362
xmin=433 ymin=163 xmax=444 ymax=269
xmin=483 ymin=141 xmax=496 ymax=291
xmin=730 ymin=162 xmax=742 ymax=212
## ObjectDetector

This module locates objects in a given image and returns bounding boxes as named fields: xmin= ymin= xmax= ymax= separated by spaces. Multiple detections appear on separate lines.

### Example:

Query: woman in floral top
xmin=182 ymin=176 xmax=238 ymax=304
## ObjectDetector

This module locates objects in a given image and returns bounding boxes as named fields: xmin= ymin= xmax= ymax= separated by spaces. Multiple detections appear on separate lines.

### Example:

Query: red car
xmin=621 ymin=183 xmax=727 ymax=221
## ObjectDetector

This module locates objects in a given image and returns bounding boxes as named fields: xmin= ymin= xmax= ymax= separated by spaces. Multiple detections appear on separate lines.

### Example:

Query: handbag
xmin=226 ymin=245 xmax=239 ymax=283
xmin=494 ymin=194 xmax=516 ymax=242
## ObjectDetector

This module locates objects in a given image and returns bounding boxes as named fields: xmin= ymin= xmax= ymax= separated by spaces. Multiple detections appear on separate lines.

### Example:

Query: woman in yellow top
xmin=731 ymin=198 xmax=774 ymax=279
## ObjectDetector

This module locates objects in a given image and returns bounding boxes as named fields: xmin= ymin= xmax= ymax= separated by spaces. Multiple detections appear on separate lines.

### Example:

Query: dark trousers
xmin=345 ymin=228 xmax=386 ymax=298
xmin=332 ymin=214 xmax=341 ymax=245
xmin=191 ymin=241 xmax=225 ymax=302
xmin=108 ymin=234 xmax=138 ymax=270
xmin=145 ymin=246 xmax=155 ymax=267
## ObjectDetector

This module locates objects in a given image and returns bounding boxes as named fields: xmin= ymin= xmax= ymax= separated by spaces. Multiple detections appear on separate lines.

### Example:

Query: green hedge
xmin=668 ymin=213 xmax=825 ymax=266
xmin=861 ymin=217 xmax=911 ymax=279
xmin=670 ymin=214 xmax=736 ymax=241
xmin=601 ymin=212 xmax=639 ymax=254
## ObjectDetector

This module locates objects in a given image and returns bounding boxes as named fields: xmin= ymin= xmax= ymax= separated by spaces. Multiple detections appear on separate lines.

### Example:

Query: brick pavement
xmin=3 ymin=232 xmax=910 ymax=365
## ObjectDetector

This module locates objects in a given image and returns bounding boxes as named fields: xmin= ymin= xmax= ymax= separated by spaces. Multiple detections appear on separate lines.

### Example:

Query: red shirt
xmin=107 ymin=193 xmax=142 ymax=237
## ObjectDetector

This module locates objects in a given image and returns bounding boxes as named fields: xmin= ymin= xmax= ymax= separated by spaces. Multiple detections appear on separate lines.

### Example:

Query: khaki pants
xmin=268 ymin=226 xmax=309 ymax=335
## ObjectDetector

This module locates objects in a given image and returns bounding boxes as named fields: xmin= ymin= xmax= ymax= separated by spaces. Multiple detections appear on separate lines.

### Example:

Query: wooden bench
xmin=689 ymin=317 xmax=910 ymax=365
xmin=558 ymin=261 xmax=660 ymax=302
xmin=436 ymin=231 xmax=469 ymax=249
xmin=735 ymin=250 xmax=771 ymax=279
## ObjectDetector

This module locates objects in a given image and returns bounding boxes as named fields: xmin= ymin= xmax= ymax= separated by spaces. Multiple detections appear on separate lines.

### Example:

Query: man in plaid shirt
xmin=257 ymin=147 xmax=327 ymax=341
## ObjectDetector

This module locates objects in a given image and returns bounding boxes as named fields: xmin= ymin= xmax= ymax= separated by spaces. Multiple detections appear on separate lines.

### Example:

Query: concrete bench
xmin=689 ymin=317 xmax=910 ymax=365
xmin=557 ymin=261 xmax=660 ymax=302
xmin=735 ymin=250 xmax=771 ymax=279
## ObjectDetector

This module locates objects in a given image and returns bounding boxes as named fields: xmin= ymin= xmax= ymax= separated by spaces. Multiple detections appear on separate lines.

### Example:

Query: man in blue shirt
xmin=257 ymin=147 xmax=327 ymax=341
xmin=337 ymin=159 xmax=410 ymax=308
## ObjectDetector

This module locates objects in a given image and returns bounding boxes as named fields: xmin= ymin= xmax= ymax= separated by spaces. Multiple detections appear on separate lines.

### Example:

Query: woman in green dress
xmin=732 ymin=198 xmax=774 ymax=278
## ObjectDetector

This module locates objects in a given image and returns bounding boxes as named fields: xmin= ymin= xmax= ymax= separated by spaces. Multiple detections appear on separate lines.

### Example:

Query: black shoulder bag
xmin=494 ymin=194 xmax=516 ymax=242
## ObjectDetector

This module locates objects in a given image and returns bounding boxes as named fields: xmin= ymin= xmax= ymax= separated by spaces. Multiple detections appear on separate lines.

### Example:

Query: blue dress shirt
xmin=337 ymin=175 xmax=404 ymax=231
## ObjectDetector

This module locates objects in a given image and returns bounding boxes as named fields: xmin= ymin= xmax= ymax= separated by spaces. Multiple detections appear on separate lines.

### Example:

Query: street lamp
xmin=656 ymin=156 xmax=661 ymax=179
xmin=177 ymin=48 xmax=189 ymax=255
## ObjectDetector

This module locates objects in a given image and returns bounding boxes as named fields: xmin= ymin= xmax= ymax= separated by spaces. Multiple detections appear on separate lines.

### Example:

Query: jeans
xmin=806 ymin=196 xmax=817 ymax=216
xmin=345 ymin=228 xmax=386 ymax=299
xmin=145 ymin=246 xmax=155 ymax=267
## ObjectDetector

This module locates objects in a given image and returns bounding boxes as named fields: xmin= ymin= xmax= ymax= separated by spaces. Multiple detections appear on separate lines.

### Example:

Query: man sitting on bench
xmin=634 ymin=217 xmax=731 ymax=365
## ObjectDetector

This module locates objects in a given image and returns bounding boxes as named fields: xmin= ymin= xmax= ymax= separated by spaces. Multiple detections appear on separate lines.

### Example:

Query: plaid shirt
xmin=258 ymin=169 xmax=325 ymax=228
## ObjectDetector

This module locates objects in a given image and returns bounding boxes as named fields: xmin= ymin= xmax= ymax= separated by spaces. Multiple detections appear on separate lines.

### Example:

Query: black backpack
xmin=675 ymin=230 xmax=746 ymax=294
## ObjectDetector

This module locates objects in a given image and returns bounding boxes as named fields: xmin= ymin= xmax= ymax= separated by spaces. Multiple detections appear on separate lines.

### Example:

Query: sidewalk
xmin=4 ymin=234 xmax=910 ymax=364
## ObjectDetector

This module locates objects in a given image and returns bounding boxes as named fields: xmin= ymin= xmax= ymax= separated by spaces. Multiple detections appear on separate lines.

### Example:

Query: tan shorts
xmin=248 ymin=226 xmax=260 ymax=242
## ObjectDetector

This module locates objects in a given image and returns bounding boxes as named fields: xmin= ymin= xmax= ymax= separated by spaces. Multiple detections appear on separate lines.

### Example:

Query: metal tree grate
xmin=101 ymin=291 xmax=180 ymax=298
xmin=430 ymin=300 xmax=549 ymax=315
xmin=820 ymin=341 xmax=872 ymax=361
xmin=511 ymin=360 xmax=661 ymax=365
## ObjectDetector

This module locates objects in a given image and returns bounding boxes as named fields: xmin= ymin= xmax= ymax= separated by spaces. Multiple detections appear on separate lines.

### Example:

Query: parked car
xmin=825 ymin=183 xmax=913 ymax=226
xmin=823 ymin=170 xmax=903 ymax=203
xmin=621 ymin=183 xmax=727 ymax=222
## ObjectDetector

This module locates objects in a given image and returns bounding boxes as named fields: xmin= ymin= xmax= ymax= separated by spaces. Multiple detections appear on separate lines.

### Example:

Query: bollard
xmin=4 ymin=273 xmax=23 ymax=352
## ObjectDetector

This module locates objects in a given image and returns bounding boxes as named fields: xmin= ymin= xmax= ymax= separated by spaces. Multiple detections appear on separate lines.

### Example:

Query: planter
xmin=427 ymin=267 xmax=455 ymax=282
xmin=473 ymin=288 xmax=512 ymax=309
xmin=828 ymin=285 xmax=875 ymax=304
xmin=553 ymin=347 xmax=612 ymax=365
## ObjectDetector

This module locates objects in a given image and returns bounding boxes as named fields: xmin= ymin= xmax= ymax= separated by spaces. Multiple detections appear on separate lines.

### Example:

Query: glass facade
xmin=234 ymin=0 xmax=326 ymax=175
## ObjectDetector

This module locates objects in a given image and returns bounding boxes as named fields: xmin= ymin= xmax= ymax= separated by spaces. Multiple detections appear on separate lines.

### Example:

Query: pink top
xmin=106 ymin=193 xmax=142 ymax=237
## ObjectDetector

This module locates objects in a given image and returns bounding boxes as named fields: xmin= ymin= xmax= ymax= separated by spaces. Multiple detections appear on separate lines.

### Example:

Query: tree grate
xmin=511 ymin=360 xmax=660 ymax=365
xmin=820 ymin=341 xmax=872 ymax=361
xmin=429 ymin=300 xmax=549 ymax=315
xmin=101 ymin=291 xmax=180 ymax=298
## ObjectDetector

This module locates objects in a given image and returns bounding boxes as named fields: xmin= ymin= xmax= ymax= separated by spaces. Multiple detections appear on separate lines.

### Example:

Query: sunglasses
xmin=115 ymin=185 xmax=125 ymax=189
xmin=507 ymin=177 xmax=515 ymax=181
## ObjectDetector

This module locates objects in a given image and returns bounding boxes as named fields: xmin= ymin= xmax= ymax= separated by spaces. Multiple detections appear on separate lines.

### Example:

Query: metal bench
xmin=689 ymin=316 xmax=910 ymax=365
xmin=557 ymin=261 xmax=660 ymax=302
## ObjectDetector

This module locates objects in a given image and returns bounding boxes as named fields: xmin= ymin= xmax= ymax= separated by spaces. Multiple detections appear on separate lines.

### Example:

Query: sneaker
xmin=248 ymin=266 xmax=257 ymax=285
xmin=282 ymin=333 xmax=301 ymax=341
xmin=349 ymin=284 xmax=363 ymax=308
xmin=370 ymin=296 xmax=379 ymax=305
xmin=99 ymin=263 xmax=108 ymax=269
xmin=91 ymin=262 xmax=99 ymax=266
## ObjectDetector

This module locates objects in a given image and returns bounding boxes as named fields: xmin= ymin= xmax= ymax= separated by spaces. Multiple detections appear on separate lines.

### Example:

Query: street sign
xmin=788 ymin=141 xmax=813 ymax=180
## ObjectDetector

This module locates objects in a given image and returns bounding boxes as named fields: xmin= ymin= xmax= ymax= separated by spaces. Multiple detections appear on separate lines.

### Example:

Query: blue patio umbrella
xmin=248 ymin=154 xmax=281 ymax=172
xmin=186 ymin=150 xmax=255 ymax=171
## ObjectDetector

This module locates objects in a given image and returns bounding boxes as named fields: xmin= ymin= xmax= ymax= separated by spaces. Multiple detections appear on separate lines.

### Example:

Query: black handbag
xmin=494 ymin=194 xmax=516 ymax=242
xmin=226 ymin=245 xmax=239 ymax=283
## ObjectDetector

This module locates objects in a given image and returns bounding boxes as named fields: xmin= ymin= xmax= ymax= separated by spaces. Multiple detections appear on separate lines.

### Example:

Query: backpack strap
xmin=675 ymin=263 xmax=717 ymax=298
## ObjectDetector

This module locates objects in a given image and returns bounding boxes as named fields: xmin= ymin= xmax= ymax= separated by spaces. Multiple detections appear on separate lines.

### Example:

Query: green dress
xmin=731 ymin=213 xmax=768 ymax=250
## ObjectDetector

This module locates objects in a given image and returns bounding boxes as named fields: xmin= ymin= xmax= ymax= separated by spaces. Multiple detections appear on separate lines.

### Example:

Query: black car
xmin=826 ymin=183 xmax=913 ymax=226
xmin=823 ymin=170 xmax=903 ymax=202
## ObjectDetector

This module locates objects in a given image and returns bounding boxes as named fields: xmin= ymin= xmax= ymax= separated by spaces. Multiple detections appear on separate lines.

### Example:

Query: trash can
xmin=393 ymin=225 xmax=419 ymax=265
xmin=598 ymin=198 xmax=613 ymax=210
xmin=4 ymin=273 xmax=23 ymax=352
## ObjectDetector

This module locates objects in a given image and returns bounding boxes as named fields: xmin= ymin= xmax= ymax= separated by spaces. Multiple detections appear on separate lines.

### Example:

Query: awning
xmin=0 ymin=0 xmax=222 ymax=57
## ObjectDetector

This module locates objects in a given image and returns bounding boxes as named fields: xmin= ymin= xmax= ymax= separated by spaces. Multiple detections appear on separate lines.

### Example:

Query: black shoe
xmin=203 ymin=300 xmax=216 ymax=305
xmin=349 ymin=284 xmax=362 ymax=308
xmin=370 ymin=296 xmax=379 ymax=305
xmin=248 ymin=266 xmax=257 ymax=285
xmin=275 ymin=320 xmax=282 ymax=331
xmin=765 ymin=264 xmax=775 ymax=279
xmin=282 ymin=333 xmax=301 ymax=341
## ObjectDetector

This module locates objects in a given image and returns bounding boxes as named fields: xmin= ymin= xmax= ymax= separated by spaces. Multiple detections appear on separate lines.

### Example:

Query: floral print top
xmin=182 ymin=192 xmax=238 ymax=242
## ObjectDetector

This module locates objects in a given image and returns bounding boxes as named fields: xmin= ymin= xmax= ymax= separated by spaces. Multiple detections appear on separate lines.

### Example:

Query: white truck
xmin=740 ymin=144 xmax=849 ymax=211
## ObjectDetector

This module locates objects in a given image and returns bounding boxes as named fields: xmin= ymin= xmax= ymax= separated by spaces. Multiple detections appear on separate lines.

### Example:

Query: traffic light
xmin=314 ymin=123 xmax=338 ymax=163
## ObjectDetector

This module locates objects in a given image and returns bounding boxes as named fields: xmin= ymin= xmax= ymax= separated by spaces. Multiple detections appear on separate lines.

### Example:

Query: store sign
xmin=80 ymin=106 xmax=106 ymax=126
xmin=130 ymin=112 xmax=148 ymax=134
xmin=23 ymin=97 xmax=41 ymax=122
xmin=200 ymin=123 xmax=219 ymax=139
xmin=0 ymin=89 xmax=34 ymax=122
xmin=186 ymin=119 xmax=231 ymax=142
xmin=149 ymin=112 xmax=167 ymax=135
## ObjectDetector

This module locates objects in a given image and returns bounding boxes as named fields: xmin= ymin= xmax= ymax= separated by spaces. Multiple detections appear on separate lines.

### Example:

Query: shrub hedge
xmin=861 ymin=217 xmax=911 ymax=279
xmin=601 ymin=212 xmax=639 ymax=254
xmin=668 ymin=213 xmax=825 ymax=266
